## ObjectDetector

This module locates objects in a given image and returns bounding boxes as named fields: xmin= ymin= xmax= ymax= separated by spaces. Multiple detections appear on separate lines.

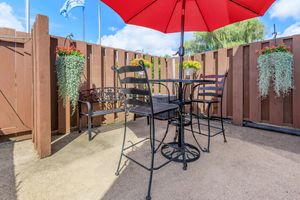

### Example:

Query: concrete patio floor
xmin=1 ymin=118 xmax=300 ymax=200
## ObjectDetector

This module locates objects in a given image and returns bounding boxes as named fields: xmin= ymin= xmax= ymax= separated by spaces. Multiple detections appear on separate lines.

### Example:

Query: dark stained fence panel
xmin=292 ymin=35 xmax=300 ymax=128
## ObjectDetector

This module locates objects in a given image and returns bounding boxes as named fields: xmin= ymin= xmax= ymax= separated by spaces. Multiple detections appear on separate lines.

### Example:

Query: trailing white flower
xmin=272 ymin=52 xmax=293 ymax=96
xmin=56 ymin=55 xmax=85 ymax=114
xmin=257 ymin=52 xmax=293 ymax=98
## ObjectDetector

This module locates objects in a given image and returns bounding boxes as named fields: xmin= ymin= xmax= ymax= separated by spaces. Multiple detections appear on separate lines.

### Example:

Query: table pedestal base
xmin=161 ymin=142 xmax=200 ymax=163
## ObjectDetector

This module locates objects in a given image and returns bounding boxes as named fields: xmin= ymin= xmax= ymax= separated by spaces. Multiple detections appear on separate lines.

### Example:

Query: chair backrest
xmin=114 ymin=61 xmax=154 ymax=113
xmin=79 ymin=87 xmax=124 ymax=103
xmin=197 ymin=73 xmax=228 ymax=100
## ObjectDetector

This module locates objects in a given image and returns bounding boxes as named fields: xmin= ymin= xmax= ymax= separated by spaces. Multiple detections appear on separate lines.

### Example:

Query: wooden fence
xmin=1 ymin=14 xmax=300 ymax=157
xmin=0 ymin=28 xmax=32 ymax=136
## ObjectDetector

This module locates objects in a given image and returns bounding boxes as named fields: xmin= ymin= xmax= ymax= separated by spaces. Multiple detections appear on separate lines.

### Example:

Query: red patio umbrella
xmin=102 ymin=1 xmax=276 ymax=199
xmin=102 ymin=0 xmax=275 ymax=79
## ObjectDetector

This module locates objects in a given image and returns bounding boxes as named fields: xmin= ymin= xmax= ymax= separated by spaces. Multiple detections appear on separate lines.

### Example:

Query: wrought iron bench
xmin=78 ymin=87 xmax=125 ymax=140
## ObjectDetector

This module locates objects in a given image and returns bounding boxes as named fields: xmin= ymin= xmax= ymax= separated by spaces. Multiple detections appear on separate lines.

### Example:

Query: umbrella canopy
xmin=102 ymin=0 xmax=274 ymax=33
xmin=102 ymin=0 xmax=275 ymax=79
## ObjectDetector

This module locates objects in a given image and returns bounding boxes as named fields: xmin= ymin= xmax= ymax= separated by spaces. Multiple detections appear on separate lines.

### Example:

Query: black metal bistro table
xmin=149 ymin=79 xmax=215 ymax=169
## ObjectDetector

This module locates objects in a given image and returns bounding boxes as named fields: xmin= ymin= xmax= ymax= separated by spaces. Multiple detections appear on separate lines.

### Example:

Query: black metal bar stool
xmin=189 ymin=73 xmax=228 ymax=153
xmin=114 ymin=61 xmax=179 ymax=200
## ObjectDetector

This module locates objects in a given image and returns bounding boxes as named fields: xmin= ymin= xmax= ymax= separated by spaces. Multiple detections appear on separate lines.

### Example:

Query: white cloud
xmin=108 ymin=26 xmax=118 ymax=32
xmin=101 ymin=25 xmax=182 ymax=56
xmin=0 ymin=2 xmax=24 ymax=31
xmin=279 ymin=22 xmax=300 ymax=37
xmin=270 ymin=0 xmax=300 ymax=20
xmin=69 ymin=13 xmax=78 ymax=20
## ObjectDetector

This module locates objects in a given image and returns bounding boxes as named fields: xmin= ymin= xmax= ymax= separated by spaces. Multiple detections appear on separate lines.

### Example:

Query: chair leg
xmin=190 ymin=103 xmax=194 ymax=134
xmin=196 ymin=103 xmax=201 ymax=134
xmin=155 ymin=111 xmax=171 ymax=152
xmin=78 ymin=113 xmax=82 ymax=133
xmin=173 ymin=126 xmax=178 ymax=142
xmin=220 ymin=102 xmax=227 ymax=143
xmin=147 ymin=116 xmax=150 ymax=125
xmin=146 ymin=116 xmax=155 ymax=200
xmin=190 ymin=102 xmax=205 ymax=152
xmin=115 ymin=112 xmax=128 ymax=176
xmin=154 ymin=120 xmax=170 ymax=153
xmin=206 ymin=103 xmax=211 ymax=153
xmin=88 ymin=115 xmax=92 ymax=141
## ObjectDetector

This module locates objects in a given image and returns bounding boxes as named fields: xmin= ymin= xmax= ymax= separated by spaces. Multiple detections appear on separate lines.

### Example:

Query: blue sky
xmin=1 ymin=0 xmax=300 ymax=55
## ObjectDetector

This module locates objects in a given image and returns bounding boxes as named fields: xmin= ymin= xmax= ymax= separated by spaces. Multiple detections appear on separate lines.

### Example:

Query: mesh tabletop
xmin=149 ymin=79 xmax=215 ymax=84
xmin=129 ymin=103 xmax=178 ymax=116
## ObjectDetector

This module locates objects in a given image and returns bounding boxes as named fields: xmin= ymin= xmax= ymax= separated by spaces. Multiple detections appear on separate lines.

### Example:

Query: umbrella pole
xmin=177 ymin=0 xmax=187 ymax=170
xmin=179 ymin=0 xmax=186 ymax=80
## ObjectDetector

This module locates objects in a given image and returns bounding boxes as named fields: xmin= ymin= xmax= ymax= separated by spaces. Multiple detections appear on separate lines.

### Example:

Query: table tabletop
xmin=149 ymin=79 xmax=215 ymax=84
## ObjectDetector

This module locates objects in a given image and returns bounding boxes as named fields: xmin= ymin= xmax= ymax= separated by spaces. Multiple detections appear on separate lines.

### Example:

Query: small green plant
xmin=257 ymin=44 xmax=293 ymax=98
xmin=182 ymin=60 xmax=201 ymax=76
xmin=56 ymin=46 xmax=85 ymax=114
xmin=183 ymin=60 xmax=201 ymax=70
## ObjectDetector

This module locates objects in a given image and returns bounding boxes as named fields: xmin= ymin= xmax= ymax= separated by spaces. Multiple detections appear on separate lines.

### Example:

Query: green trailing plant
xmin=56 ymin=46 xmax=85 ymax=114
xmin=257 ymin=44 xmax=293 ymax=98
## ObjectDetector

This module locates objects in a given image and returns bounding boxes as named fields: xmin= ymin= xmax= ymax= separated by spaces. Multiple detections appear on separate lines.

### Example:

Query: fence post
xmin=160 ymin=57 xmax=167 ymax=94
xmin=153 ymin=56 xmax=159 ymax=94
xmin=293 ymin=36 xmax=300 ymax=128
xmin=232 ymin=46 xmax=244 ymax=125
xmin=32 ymin=15 xmax=51 ymax=158
xmin=103 ymin=48 xmax=115 ymax=123
xmin=249 ymin=42 xmax=262 ymax=122
xmin=57 ymin=37 xmax=71 ymax=134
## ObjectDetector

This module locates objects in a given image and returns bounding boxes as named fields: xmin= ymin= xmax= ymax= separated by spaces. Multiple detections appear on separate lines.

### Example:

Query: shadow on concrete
xmin=227 ymin=125 xmax=300 ymax=155
xmin=100 ymin=118 xmax=177 ymax=200
xmin=100 ymin=119 xmax=300 ymax=200
xmin=51 ymin=131 xmax=84 ymax=155
xmin=0 ymin=139 xmax=18 ymax=200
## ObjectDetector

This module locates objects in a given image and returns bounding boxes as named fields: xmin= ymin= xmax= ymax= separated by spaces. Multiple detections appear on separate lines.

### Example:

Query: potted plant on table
xmin=257 ymin=44 xmax=293 ymax=98
xmin=131 ymin=58 xmax=151 ymax=77
xmin=56 ymin=45 xmax=85 ymax=114
xmin=183 ymin=60 xmax=201 ymax=76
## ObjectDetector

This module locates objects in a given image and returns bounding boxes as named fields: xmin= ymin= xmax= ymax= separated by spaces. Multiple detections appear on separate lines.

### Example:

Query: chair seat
xmin=129 ymin=103 xmax=178 ymax=116
xmin=192 ymin=99 xmax=220 ymax=104
xmin=170 ymin=99 xmax=192 ymax=105
xmin=81 ymin=108 xmax=124 ymax=117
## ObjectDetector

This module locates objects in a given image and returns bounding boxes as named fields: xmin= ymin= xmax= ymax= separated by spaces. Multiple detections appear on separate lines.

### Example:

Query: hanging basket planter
xmin=56 ymin=46 xmax=85 ymax=114
xmin=257 ymin=44 xmax=293 ymax=98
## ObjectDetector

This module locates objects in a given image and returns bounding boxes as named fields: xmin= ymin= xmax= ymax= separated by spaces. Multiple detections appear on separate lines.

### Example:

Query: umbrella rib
xmin=125 ymin=0 xmax=159 ymax=23
xmin=164 ymin=1 xmax=178 ymax=33
xmin=194 ymin=0 xmax=210 ymax=32
xmin=229 ymin=0 xmax=260 ymax=16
